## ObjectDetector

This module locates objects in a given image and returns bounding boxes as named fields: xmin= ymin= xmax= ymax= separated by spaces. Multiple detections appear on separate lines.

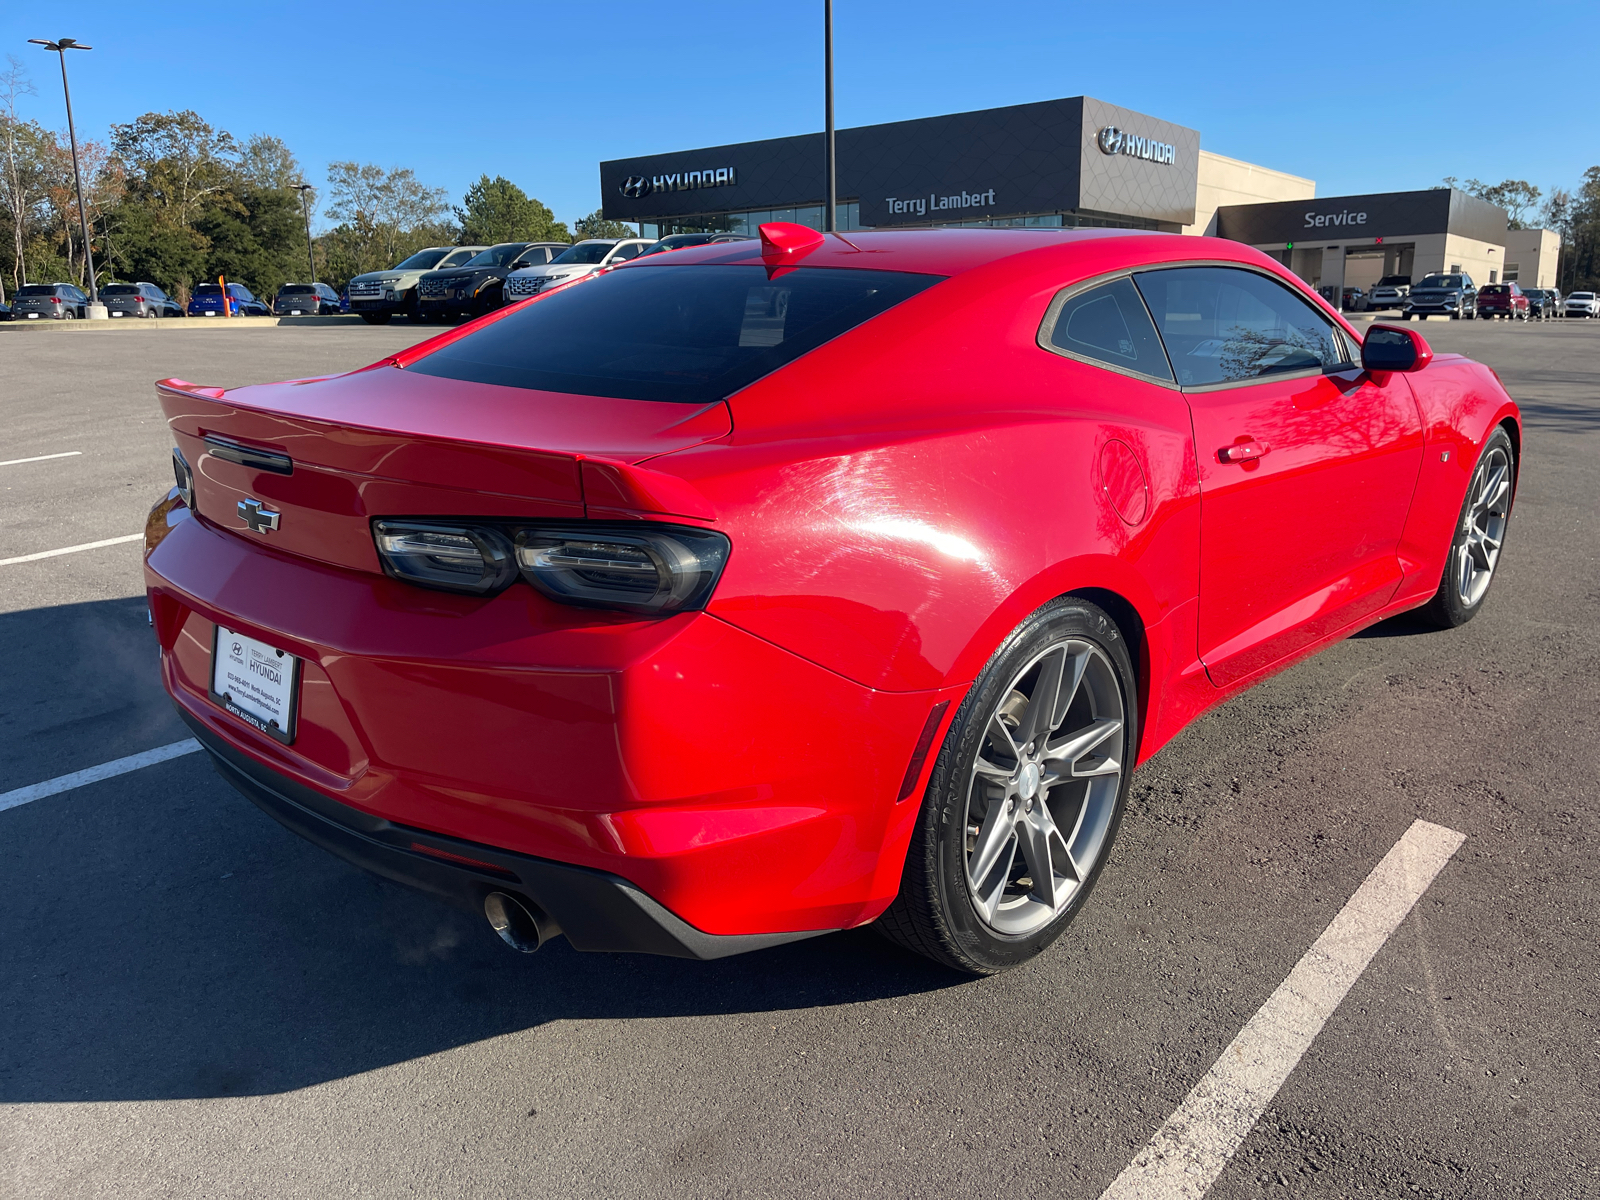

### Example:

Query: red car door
xmin=1134 ymin=265 xmax=1423 ymax=687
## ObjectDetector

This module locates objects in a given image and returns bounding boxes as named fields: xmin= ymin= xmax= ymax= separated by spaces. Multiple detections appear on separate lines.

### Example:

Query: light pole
xmin=292 ymin=183 xmax=316 ymax=282
xmin=28 ymin=37 xmax=103 ymax=316
xmin=823 ymin=0 xmax=836 ymax=233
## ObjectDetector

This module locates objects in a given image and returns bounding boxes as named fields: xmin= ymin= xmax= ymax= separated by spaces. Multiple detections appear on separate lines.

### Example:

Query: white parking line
xmin=0 ymin=533 xmax=142 ymax=566
xmin=1099 ymin=819 xmax=1467 ymax=1200
xmin=0 ymin=739 xmax=202 ymax=814
xmin=0 ymin=450 xmax=82 ymax=467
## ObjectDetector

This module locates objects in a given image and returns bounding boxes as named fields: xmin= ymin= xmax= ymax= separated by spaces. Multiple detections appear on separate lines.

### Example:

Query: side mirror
xmin=1362 ymin=324 xmax=1434 ymax=374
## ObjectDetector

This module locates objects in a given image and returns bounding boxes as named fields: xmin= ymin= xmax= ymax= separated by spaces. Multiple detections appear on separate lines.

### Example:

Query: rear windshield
xmin=395 ymin=248 xmax=449 ymax=270
xmin=407 ymin=264 xmax=942 ymax=403
xmin=15 ymin=285 xmax=57 ymax=297
xmin=102 ymin=284 xmax=141 ymax=296
xmin=279 ymin=283 xmax=317 ymax=295
xmin=194 ymin=284 xmax=222 ymax=296
xmin=1480 ymin=285 xmax=1508 ymax=294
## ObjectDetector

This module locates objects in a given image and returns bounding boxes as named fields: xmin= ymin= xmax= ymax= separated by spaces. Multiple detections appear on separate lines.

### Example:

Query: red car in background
xmin=145 ymin=225 xmax=1519 ymax=975
xmin=1477 ymin=282 xmax=1530 ymax=320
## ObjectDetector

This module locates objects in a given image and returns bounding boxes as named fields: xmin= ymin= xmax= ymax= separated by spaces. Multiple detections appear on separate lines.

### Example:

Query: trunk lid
xmin=160 ymin=365 xmax=731 ymax=575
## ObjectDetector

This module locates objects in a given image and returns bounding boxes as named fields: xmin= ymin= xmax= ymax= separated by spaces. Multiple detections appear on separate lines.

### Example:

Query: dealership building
xmin=600 ymin=95 xmax=1558 ymax=291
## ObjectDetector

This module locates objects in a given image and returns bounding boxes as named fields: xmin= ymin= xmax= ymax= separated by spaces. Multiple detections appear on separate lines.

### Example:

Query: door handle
xmin=1218 ymin=440 xmax=1268 ymax=464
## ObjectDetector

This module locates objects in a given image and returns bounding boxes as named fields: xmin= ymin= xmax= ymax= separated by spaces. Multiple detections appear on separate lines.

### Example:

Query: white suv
xmin=503 ymin=238 xmax=653 ymax=301
xmin=1563 ymin=291 xmax=1599 ymax=319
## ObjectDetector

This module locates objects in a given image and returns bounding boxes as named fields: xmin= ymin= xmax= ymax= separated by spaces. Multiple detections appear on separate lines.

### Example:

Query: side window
xmin=1133 ymin=267 xmax=1350 ymax=388
xmin=609 ymin=243 xmax=644 ymax=262
xmin=1038 ymin=276 xmax=1172 ymax=382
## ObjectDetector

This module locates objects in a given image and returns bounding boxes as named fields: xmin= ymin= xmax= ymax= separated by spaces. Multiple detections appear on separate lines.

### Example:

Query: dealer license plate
xmin=210 ymin=625 xmax=300 ymax=744
xmin=27 ymin=312 xmax=38 ymax=318
xmin=110 ymin=311 xmax=123 ymax=317
xmin=289 ymin=309 xmax=303 ymax=315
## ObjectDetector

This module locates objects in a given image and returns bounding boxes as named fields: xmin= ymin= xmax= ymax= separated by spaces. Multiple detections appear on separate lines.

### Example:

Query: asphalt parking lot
xmin=2 ymin=317 xmax=1597 ymax=1199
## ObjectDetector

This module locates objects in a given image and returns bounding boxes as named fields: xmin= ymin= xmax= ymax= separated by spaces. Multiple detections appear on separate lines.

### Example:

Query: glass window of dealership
xmin=600 ymin=95 xmax=1558 ymax=289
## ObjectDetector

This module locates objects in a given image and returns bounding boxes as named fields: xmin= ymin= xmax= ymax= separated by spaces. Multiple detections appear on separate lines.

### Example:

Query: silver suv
xmin=347 ymin=246 xmax=484 ymax=324
xmin=1365 ymin=275 xmax=1411 ymax=311
xmin=503 ymin=239 xmax=653 ymax=301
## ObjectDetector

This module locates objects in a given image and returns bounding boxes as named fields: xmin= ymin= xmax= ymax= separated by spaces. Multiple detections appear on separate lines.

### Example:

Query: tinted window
xmin=1480 ymin=285 xmax=1507 ymax=295
xmin=609 ymin=243 xmax=646 ymax=262
xmin=462 ymin=244 xmax=530 ymax=269
xmin=1134 ymin=267 xmax=1349 ymax=388
xmin=1041 ymin=276 xmax=1172 ymax=382
xmin=194 ymin=284 xmax=222 ymax=296
xmin=395 ymin=248 xmax=449 ymax=270
xmin=1417 ymin=275 xmax=1465 ymax=289
xmin=438 ymin=248 xmax=478 ymax=268
xmin=551 ymin=242 xmax=614 ymax=265
xmin=280 ymin=284 xmax=317 ymax=295
xmin=15 ymin=285 xmax=56 ymax=297
xmin=408 ymin=264 xmax=942 ymax=403
xmin=102 ymin=284 xmax=141 ymax=296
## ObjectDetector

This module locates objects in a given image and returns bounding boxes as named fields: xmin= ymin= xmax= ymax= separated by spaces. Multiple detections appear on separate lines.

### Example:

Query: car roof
xmin=624 ymin=226 xmax=1209 ymax=278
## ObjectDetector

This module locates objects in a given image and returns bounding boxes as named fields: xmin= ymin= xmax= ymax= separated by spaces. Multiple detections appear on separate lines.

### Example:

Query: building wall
xmin=1500 ymin=228 xmax=1562 ymax=288
xmin=1183 ymin=151 xmax=1315 ymax=237
xmin=1441 ymin=234 xmax=1504 ymax=286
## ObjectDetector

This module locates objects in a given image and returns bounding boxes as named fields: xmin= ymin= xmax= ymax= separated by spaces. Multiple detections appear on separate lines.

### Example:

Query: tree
xmin=455 ymin=174 xmax=568 ymax=244
xmin=0 ymin=56 xmax=47 ymax=294
xmin=1446 ymin=177 xmax=1544 ymax=229
xmin=324 ymin=160 xmax=454 ymax=274
xmin=237 ymin=133 xmax=301 ymax=191
xmin=574 ymin=209 xmax=637 ymax=239
xmin=111 ymin=110 xmax=235 ymax=231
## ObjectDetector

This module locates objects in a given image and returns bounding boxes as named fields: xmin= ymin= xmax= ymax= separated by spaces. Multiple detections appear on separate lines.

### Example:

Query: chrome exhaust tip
xmin=483 ymin=891 xmax=558 ymax=953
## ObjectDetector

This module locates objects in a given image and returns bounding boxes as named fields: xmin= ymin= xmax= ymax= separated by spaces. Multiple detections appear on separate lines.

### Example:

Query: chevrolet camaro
xmin=144 ymin=223 xmax=1519 ymax=974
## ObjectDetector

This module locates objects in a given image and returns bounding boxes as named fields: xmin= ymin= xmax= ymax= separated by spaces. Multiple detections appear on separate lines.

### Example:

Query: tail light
xmin=371 ymin=519 xmax=730 ymax=615
xmin=50 ymin=296 xmax=61 ymax=304
xmin=171 ymin=447 xmax=195 ymax=508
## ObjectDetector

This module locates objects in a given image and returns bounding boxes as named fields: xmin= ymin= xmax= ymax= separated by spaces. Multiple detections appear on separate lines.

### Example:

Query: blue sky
xmin=4 ymin=2 xmax=1596 ymax=230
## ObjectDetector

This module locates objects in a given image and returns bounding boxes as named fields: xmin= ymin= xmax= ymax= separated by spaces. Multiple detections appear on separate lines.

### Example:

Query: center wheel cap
xmin=1018 ymin=762 xmax=1042 ymax=800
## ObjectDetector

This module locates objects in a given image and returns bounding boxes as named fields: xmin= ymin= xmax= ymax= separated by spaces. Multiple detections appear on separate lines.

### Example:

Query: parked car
xmin=188 ymin=283 xmax=270 ymax=318
xmin=1520 ymin=287 xmax=1559 ymax=319
xmin=1563 ymin=291 xmax=1598 ymax=318
xmin=1366 ymin=275 xmax=1411 ymax=310
xmin=148 ymin=225 xmax=1521 ymax=975
xmin=1341 ymin=286 xmax=1366 ymax=312
xmin=347 ymin=246 xmax=484 ymax=324
xmin=1475 ymin=283 xmax=1529 ymax=320
xmin=416 ymin=242 xmax=569 ymax=320
xmin=10 ymin=282 xmax=89 ymax=320
xmin=101 ymin=281 xmax=183 ymax=318
xmin=636 ymin=232 xmax=755 ymax=258
xmin=339 ymin=286 xmax=349 ymax=314
xmin=503 ymin=238 xmax=653 ymax=301
xmin=1404 ymin=272 xmax=1476 ymax=319
xmin=274 ymin=283 xmax=342 ymax=316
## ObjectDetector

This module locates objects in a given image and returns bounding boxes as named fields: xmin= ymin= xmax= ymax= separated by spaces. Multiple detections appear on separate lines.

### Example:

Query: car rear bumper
xmin=181 ymin=707 xmax=828 ymax=958
xmin=144 ymin=497 xmax=946 ymax=939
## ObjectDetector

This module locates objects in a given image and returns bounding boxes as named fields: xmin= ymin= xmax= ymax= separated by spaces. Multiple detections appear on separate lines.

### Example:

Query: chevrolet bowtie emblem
xmin=237 ymin=497 xmax=281 ymax=534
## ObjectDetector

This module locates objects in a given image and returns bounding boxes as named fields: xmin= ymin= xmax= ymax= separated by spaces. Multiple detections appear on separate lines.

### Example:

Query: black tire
xmin=877 ymin=595 xmax=1138 ymax=975
xmin=359 ymin=311 xmax=391 ymax=326
xmin=1420 ymin=426 xmax=1515 ymax=629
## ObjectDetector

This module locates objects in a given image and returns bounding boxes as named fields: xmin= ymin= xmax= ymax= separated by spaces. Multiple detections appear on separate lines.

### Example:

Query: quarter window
xmin=1133 ymin=266 xmax=1350 ymax=388
xmin=1039 ymin=276 xmax=1172 ymax=382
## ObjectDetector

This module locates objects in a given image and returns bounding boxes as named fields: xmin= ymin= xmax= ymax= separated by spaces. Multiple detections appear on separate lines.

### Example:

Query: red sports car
xmin=145 ymin=224 xmax=1519 ymax=974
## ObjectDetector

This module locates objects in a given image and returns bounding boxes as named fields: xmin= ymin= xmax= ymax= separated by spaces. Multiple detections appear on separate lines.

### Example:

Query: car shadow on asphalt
xmin=0 ymin=600 xmax=963 ymax=1105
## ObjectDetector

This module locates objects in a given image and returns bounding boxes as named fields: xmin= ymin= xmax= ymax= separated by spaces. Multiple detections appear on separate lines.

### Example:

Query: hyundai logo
xmin=620 ymin=175 xmax=652 ymax=199
xmin=1096 ymin=125 xmax=1176 ymax=166
xmin=237 ymin=497 xmax=281 ymax=534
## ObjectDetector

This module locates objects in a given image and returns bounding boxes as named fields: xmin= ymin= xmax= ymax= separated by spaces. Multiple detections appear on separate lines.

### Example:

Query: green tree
xmin=574 ymin=209 xmax=637 ymax=239
xmin=456 ymin=174 xmax=569 ymax=244
xmin=1446 ymin=177 xmax=1544 ymax=229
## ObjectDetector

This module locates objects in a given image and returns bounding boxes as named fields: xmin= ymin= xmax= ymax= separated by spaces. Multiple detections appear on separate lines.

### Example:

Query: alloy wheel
xmin=1457 ymin=444 xmax=1512 ymax=607
xmin=964 ymin=639 xmax=1125 ymax=936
